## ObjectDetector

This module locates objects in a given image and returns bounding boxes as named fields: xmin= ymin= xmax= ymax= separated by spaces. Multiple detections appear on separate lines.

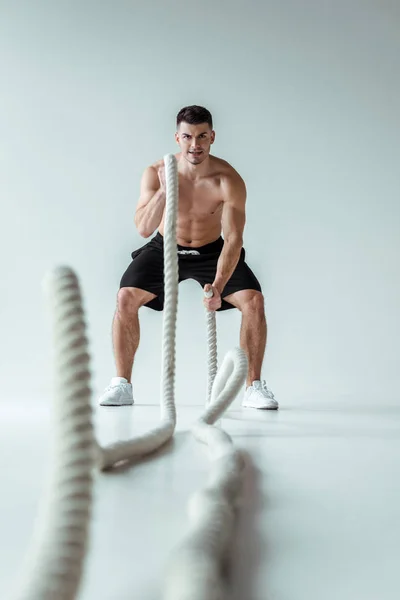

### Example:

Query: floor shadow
xmin=230 ymin=424 xmax=400 ymax=440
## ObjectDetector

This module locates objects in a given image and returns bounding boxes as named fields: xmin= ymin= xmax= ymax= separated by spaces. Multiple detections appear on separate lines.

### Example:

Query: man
xmin=98 ymin=105 xmax=278 ymax=410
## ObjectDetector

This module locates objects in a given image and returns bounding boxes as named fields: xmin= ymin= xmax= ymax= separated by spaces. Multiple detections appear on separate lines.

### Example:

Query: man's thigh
xmin=221 ymin=256 xmax=262 ymax=311
xmin=120 ymin=244 xmax=165 ymax=311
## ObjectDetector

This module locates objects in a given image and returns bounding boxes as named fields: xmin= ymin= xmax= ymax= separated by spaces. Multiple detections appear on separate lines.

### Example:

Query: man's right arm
xmin=134 ymin=166 xmax=166 ymax=238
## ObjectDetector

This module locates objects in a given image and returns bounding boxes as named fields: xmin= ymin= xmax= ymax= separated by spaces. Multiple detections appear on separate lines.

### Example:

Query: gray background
xmin=1 ymin=0 xmax=399 ymax=406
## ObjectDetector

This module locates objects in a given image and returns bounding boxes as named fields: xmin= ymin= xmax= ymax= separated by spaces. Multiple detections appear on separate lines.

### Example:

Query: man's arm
xmin=134 ymin=165 xmax=166 ymax=238
xmin=212 ymin=174 xmax=246 ymax=294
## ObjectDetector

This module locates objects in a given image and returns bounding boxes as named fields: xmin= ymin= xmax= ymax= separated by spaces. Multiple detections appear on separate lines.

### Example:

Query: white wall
xmin=0 ymin=0 xmax=399 ymax=406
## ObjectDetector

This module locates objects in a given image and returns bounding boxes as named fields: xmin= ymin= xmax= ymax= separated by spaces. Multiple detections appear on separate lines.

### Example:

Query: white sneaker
xmin=242 ymin=380 xmax=279 ymax=410
xmin=98 ymin=377 xmax=134 ymax=406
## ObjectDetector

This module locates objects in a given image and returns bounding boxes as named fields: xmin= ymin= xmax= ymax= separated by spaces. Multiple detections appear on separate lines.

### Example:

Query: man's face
xmin=175 ymin=122 xmax=215 ymax=165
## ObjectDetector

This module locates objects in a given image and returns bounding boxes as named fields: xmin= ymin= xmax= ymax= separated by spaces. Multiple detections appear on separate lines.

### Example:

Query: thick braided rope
xmin=163 ymin=347 xmax=247 ymax=600
xmin=11 ymin=267 xmax=96 ymax=600
xmin=96 ymin=153 xmax=179 ymax=470
xmin=205 ymin=301 xmax=218 ymax=405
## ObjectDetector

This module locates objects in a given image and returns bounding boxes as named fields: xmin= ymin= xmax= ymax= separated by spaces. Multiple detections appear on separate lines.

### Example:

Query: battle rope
xmin=11 ymin=154 xmax=247 ymax=600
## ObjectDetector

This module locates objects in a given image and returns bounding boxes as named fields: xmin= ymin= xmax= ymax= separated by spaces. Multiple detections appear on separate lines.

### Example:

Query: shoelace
xmin=261 ymin=381 xmax=275 ymax=399
xmin=105 ymin=383 xmax=128 ymax=393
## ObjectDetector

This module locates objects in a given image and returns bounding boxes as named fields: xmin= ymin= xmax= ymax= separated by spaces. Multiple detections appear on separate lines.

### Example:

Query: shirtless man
xmin=98 ymin=105 xmax=278 ymax=410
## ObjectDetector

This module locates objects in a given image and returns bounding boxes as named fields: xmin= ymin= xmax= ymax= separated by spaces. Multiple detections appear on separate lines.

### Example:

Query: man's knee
xmin=116 ymin=287 xmax=154 ymax=314
xmin=225 ymin=289 xmax=265 ymax=313
xmin=241 ymin=291 xmax=265 ymax=314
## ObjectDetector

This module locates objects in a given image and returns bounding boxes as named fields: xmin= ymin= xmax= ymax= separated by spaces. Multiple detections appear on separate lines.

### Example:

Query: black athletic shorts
xmin=120 ymin=231 xmax=262 ymax=312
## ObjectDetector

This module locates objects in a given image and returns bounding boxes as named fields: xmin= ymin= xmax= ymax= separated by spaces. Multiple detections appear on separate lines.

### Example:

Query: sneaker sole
xmin=99 ymin=400 xmax=134 ymax=407
xmin=242 ymin=403 xmax=279 ymax=411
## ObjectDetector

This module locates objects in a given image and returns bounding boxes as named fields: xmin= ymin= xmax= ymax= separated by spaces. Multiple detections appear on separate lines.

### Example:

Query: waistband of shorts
xmin=153 ymin=231 xmax=224 ymax=254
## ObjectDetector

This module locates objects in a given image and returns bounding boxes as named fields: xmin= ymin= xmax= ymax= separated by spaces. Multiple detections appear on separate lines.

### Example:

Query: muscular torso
xmin=155 ymin=154 xmax=233 ymax=247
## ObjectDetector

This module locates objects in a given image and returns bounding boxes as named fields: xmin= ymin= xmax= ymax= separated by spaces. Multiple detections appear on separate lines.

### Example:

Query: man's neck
xmin=177 ymin=153 xmax=212 ymax=180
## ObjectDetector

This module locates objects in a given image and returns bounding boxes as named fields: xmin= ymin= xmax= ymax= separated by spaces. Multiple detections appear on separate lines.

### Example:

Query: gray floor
xmin=1 ymin=398 xmax=399 ymax=599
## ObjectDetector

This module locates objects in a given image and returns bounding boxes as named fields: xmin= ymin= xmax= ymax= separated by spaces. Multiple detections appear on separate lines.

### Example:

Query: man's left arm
xmin=212 ymin=174 xmax=246 ymax=294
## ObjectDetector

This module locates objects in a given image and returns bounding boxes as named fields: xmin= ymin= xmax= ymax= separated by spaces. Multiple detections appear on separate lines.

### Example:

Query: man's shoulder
xmin=148 ymin=158 xmax=163 ymax=171
xmin=210 ymin=155 xmax=245 ymax=185
xmin=208 ymin=157 xmax=246 ymax=206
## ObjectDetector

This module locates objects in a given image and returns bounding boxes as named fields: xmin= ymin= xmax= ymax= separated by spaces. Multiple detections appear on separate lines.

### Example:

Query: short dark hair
xmin=176 ymin=105 xmax=213 ymax=129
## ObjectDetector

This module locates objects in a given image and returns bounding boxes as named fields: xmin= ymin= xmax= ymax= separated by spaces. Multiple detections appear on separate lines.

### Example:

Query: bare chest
xmin=177 ymin=177 xmax=223 ymax=220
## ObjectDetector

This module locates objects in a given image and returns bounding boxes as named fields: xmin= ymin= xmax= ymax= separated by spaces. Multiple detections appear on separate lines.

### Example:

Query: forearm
xmin=212 ymin=238 xmax=243 ymax=293
xmin=134 ymin=188 xmax=166 ymax=237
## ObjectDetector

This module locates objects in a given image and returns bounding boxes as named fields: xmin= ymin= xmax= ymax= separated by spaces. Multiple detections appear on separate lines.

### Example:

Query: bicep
xmin=136 ymin=166 xmax=160 ymax=212
xmin=221 ymin=177 xmax=246 ymax=241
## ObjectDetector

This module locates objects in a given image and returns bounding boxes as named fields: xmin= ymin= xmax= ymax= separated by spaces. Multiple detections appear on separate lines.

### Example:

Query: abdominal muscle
xmin=158 ymin=195 xmax=224 ymax=247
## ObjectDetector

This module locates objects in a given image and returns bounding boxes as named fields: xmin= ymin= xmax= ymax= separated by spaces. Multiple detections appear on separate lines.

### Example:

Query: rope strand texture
xmin=205 ymin=297 xmax=218 ymax=405
xmin=11 ymin=267 xmax=96 ymax=600
xmin=97 ymin=153 xmax=179 ymax=470
xmin=163 ymin=347 xmax=247 ymax=600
